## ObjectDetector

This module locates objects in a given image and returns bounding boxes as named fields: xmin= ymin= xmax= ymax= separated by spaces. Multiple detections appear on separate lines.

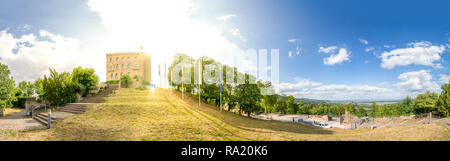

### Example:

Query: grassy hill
xmin=2 ymin=88 xmax=449 ymax=141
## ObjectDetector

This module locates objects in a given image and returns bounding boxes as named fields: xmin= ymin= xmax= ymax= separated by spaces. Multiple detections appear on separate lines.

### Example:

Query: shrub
xmin=12 ymin=98 xmax=27 ymax=108
xmin=72 ymin=67 xmax=99 ymax=97
xmin=120 ymin=74 xmax=132 ymax=88
xmin=41 ymin=68 xmax=78 ymax=106
xmin=106 ymin=80 xmax=119 ymax=84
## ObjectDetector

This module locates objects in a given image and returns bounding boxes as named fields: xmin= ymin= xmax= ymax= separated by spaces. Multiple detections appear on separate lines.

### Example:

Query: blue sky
xmin=0 ymin=0 xmax=449 ymax=100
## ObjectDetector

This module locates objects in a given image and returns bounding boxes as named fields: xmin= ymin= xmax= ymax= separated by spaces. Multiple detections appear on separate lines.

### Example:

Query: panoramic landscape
xmin=0 ymin=0 xmax=449 ymax=142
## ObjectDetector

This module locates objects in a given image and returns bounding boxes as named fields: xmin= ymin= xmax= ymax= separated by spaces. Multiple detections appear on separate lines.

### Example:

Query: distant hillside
xmin=277 ymin=95 xmax=330 ymax=104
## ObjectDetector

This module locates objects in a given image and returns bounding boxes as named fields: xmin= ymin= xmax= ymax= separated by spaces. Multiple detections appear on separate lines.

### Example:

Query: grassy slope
xmin=4 ymin=88 xmax=449 ymax=141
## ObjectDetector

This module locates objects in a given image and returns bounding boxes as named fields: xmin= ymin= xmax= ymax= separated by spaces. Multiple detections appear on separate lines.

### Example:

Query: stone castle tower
xmin=106 ymin=52 xmax=151 ymax=84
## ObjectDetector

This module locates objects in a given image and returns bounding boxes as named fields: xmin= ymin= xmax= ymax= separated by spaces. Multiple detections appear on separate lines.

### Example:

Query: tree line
xmin=167 ymin=54 xmax=450 ymax=118
xmin=0 ymin=62 xmax=99 ymax=108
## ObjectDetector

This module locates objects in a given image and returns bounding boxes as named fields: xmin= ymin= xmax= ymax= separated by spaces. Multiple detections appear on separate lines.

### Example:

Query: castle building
xmin=106 ymin=52 xmax=151 ymax=84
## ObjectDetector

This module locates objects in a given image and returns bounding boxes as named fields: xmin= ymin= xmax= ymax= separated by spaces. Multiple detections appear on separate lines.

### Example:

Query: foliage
xmin=33 ymin=78 xmax=45 ymax=101
xmin=275 ymin=98 xmax=287 ymax=114
xmin=71 ymin=67 xmax=99 ymax=96
xmin=12 ymin=98 xmax=27 ymax=108
xmin=414 ymin=91 xmax=438 ymax=114
xmin=106 ymin=80 xmax=119 ymax=84
xmin=286 ymin=96 xmax=298 ymax=114
xmin=437 ymin=83 xmax=450 ymax=117
xmin=41 ymin=68 xmax=78 ymax=106
xmin=235 ymin=75 xmax=262 ymax=117
xmin=120 ymin=74 xmax=132 ymax=88
xmin=0 ymin=63 xmax=16 ymax=108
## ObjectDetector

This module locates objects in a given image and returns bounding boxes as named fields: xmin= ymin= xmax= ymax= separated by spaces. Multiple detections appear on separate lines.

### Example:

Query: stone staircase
xmin=33 ymin=112 xmax=56 ymax=126
xmin=59 ymin=103 xmax=88 ymax=114
xmin=32 ymin=84 xmax=118 ymax=128
xmin=79 ymin=84 xmax=118 ymax=103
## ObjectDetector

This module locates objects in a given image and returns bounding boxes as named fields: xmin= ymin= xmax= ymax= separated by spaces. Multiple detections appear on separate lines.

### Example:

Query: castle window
xmin=116 ymin=57 xmax=119 ymax=62
xmin=122 ymin=57 xmax=124 ymax=62
xmin=122 ymin=64 xmax=125 ymax=69
xmin=110 ymin=74 xmax=113 ymax=79
xmin=109 ymin=58 xmax=112 ymax=62
xmin=116 ymin=64 xmax=119 ymax=70
xmin=115 ymin=73 xmax=118 ymax=79
xmin=127 ymin=64 xmax=130 ymax=69
xmin=109 ymin=66 xmax=113 ymax=71
xmin=134 ymin=63 xmax=139 ymax=69
xmin=127 ymin=57 xmax=130 ymax=61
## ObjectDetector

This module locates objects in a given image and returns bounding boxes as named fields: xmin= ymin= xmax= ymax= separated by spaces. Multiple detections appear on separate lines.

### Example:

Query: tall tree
xmin=72 ymin=67 xmax=99 ymax=96
xmin=18 ymin=81 xmax=34 ymax=98
xmin=41 ymin=68 xmax=78 ymax=106
xmin=286 ymin=96 xmax=297 ymax=114
xmin=34 ymin=78 xmax=45 ymax=100
xmin=235 ymin=74 xmax=261 ymax=117
xmin=0 ymin=63 xmax=16 ymax=108
xmin=414 ymin=91 xmax=439 ymax=114
xmin=275 ymin=98 xmax=287 ymax=114
xmin=437 ymin=83 xmax=450 ymax=117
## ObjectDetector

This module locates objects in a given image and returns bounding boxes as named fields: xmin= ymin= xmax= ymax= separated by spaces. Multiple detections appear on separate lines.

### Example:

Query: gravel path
xmin=0 ymin=110 xmax=43 ymax=131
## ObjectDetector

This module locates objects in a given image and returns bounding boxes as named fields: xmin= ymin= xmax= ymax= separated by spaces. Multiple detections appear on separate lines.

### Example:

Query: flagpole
xmin=182 ymin=63 xmax=184 ymax=100
xmin=220 ymin=64 xmax=222 ymax=112
xmin=198 ymin=59 xmax=202 ymax=107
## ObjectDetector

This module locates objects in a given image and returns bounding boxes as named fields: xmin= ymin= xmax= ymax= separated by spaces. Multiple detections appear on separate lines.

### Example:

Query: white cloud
xmin=396 ymin=70 xmax=439 ymax=93
xmin=229 ymin=28 xmax=246 ymax=41
xmin=278 ymin=77 xmax=321 ymax=92
xmin=87 ymin=0 xmax=253 ymax=83
xmin=278 ymin=77 xmax=395 ymax=100
xmin=17 ymin=24 xmax=32 ymax=32
xmin=0 ymin=29 xmax=95 ymax=83
xmin=440 ymin=74 xmax=450 ymax=84
xmin=318 ymin=46 xmax=338 ymax=53
xmin=323 ymin=48 xmax=350 ymax=65
xmin=380 ymin=41 xmax=446 ymax=69
xmin=288 ymin=39 xmax=296 ymax=43
xmin=365 ymin=47 xmax=374 ymax=52
xmin=359 ymin=38 xmax=368 ymax=45
xmin=217 ymin=14 xmax=236 ymax=21
xmin=278 ymin=71 xmax=443 ymax=100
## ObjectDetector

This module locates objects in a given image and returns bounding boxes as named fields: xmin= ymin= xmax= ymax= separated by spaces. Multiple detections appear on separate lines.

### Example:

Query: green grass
xmin=2 ymin=88 xmax=449 ymax=141
xmin=1 ymin=108 xmax=22 ymax=117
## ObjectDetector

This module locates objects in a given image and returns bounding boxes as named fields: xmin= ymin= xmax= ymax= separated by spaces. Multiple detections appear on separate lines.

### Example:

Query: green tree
xmin=344 ymin=103 xmax=355 ymax=114
xmin=297 ymin=103 xmax=310 ymax=114
xmin=354 ymin=107 xmax=367 ymax=117
xmin=437 ymin=83 xmax=450 ymax=117
xmin=41 ymin=68 xmax=78 ymax=106
xmin=72 ymin=67 xmax=99 ymax=96
xmin=18 ymin=81 xmax=34 ymax=98
xmin=258 ymin=81 xmax=277 ymax=114
xmin=120 ymin=74 xmax=132 ymax=88
xmin=0 ymin=63 xmax=16 ymax=108
xmin=370 ymin=102 xmax=378 ymax=117
xmin=286 ymin=96 xmax=298 ymax=114
xmin=34 ymin=78 xmax=45 ymax=100
xmin=235 ymin=74 xmax=262 ymax=117
xmin=275 ymin=98 xmax=287 ymax=114
xmin=414 ymin=91 xmax=438 ymax=114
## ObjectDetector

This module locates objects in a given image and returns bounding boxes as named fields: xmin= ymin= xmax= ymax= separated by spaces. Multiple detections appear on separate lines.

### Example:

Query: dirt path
xmin=0 ymin=110 xmax=43 ymax=131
